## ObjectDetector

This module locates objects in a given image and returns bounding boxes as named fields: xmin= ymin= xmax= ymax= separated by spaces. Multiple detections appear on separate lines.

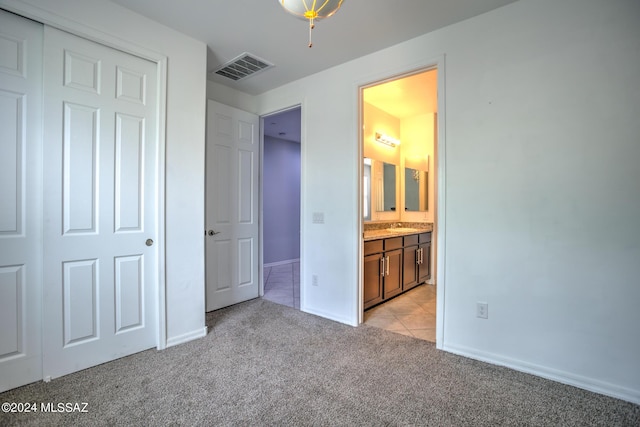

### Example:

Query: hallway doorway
xmin=261 ymin=107 xmax=302 ymax=309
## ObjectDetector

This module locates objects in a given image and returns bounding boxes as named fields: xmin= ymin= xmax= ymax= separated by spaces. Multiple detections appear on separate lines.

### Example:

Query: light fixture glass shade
xmin=375 ymin=132 xmax=400 ymax=148
xmin=278 ymin=0 xmax=344 ymax=21
xmin=278 ymin=0 xmax=345 ymax=47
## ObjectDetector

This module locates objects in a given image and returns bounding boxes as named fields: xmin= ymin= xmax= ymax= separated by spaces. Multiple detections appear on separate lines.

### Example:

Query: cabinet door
xmin=364 ymin=253 xmax=383 ymax=309
xmin=383 ymin=249 xmax=403 ymax=299
xmin=418 ymin=242 xmax=431 ymax=284
xmin=403 ymin=245 xmax=418 ymax=291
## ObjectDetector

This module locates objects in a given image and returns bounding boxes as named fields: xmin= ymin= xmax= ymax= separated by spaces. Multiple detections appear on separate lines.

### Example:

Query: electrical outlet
xmin=477 ymin=302 xmax=488 ymax=319
xmin=312 ymin=274 xmax=319 ymax=286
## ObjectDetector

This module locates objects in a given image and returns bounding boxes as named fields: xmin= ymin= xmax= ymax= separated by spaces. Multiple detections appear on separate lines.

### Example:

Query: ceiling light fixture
xmin=278 ymin=0 xmax=345 ymax=48
xmin=375 ymin=132 xmax=400 ymax=148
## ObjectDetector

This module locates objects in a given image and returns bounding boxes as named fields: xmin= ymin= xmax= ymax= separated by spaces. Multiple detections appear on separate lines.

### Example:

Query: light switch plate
xmin=312 ymin=212 xmax=324 ymax=224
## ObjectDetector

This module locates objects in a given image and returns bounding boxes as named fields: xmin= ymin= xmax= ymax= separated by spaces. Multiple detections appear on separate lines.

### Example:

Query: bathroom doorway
xmin=360 ymin=68 xmax=439 ymax=342
xmin=261 ymin=107 xmax=302 ymax=309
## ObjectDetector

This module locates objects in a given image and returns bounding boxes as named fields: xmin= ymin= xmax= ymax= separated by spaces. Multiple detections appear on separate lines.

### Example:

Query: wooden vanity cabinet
xmin=417 ymin=233 xmax=431 ymax=284
xmin=363 ymin=238 xmax=402 ymax=309
xmin=402 ymin=234 xmax=419 ymax=291
xmin=363 ymin=240 xmax=383 ymax=309
xmin=364 ymin=232 xmax=431 ymax=310
xmin=382 ymin=238 xmax=403 ymax=300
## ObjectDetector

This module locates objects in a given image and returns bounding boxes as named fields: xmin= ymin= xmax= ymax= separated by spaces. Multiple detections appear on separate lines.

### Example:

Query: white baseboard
xmin=442 ymin=343 xmax=640 ymax=405
xmin=165 ymin=326 xmax=208 ymax=348
xmin=264 ymin=258 xmax=300 ymax=268
xmin=302 ymin=305 xmax=358 ymax=327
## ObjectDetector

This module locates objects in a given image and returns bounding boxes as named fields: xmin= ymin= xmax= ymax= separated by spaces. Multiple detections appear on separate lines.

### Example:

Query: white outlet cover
xmin=477 ymin=302 xmax=488 ymax=319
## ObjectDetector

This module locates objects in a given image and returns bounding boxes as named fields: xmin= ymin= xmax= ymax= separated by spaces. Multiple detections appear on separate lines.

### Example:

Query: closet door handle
xmin=380 ymin=257 xmax=385 ymax=277
xmin=386 ymin=256 xmax=390 ymax=276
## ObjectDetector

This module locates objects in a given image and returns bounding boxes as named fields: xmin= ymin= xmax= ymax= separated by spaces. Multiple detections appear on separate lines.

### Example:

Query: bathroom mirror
xmin=382 ymin=162 xmax=397 ymax=211
xmin=363 ymin=159 xmax=372 ymax=220
xmin=363 ymin=158 xmax=398 ymax=218
xmin=404 ymin=167 xmax=428 ymax=211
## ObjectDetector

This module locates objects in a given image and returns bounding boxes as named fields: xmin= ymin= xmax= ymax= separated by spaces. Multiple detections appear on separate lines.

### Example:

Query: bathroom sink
xmin=386 ymin=227 xmax=419 ymax=233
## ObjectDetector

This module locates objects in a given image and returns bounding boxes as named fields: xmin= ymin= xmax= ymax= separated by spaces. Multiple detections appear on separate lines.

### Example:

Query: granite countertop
xmin=363 ymin=223 xmax=433 ymax=241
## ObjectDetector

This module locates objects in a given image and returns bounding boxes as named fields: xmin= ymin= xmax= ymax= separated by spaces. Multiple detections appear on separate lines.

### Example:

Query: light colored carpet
xmin=1 ymin=298 xmax=638 ymax=426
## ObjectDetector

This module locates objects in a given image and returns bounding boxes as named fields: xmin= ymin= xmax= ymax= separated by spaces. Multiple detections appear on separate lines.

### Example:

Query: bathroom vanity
xmin=363 ymin=226 xmax=432 ymax=310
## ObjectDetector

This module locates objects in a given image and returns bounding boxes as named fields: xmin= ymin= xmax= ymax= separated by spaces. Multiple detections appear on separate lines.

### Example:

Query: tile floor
xmin=364 ymin=284 xmax=436 ymax=343
xmin=262 ymin=261 xmax=300 ymax=310
xmin=262 ymin=262 xmax=436 ymax=343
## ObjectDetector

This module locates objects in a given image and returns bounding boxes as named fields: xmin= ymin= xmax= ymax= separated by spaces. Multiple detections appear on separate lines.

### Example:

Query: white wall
xmin=263 ymin=136 xmax=301 ymax=264
xmin=401 ymin=113 xmax=435 ymax=223
xmin=256 ymin=0 xmax=640 ymax=403
xmin=19 ymin=0 xmax=638 ymax=404
xmin=1 ymin=0 xmax=208 ymax=346
xmin=207 ymin=80 xmax=257 ymax=114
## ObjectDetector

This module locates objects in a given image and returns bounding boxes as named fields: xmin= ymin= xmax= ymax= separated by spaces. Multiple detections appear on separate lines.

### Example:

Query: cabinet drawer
xmin=384 ymin=237 xmax=403 ymax=250
xmin=404 ymin=234 xmax=418 ymax=246
xmin=364 ymin=239 xmax=383 ymax=255
xmin=419 ymin=232 xmax=432 ymax=243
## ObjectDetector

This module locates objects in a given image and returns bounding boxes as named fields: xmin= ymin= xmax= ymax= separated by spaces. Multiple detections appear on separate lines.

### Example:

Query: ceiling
xmin=364 ymin=69 xmax=438 ymax=119
xmin=109 ymin=0 xmax=519 ymax=96
xmin=263 ymin=107 xmax=301 ymax=143
xmin=108 ymin=1 xmax=517 ymax=142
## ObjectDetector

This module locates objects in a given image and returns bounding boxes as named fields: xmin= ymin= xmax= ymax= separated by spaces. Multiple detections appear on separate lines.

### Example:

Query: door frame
xmin=258 ymin=102 xmax=305 ymax=306
xmin=1 ymin=2 xmax=169 ymax=349
xmin=356 ymin=56 xmax=446 ymax=348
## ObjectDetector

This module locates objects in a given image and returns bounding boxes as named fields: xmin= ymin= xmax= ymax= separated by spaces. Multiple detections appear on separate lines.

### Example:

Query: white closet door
xmin=205 ymin=100 xmax=260 ymax=311
xmin=42 ymin=26 xmax=159 ymax=380
xmin=0 ymin=9 xmax=43 ymax=393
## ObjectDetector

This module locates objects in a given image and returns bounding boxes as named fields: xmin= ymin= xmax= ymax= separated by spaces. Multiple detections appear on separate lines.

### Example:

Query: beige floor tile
xmin=399 ymin=313 xmax=436 ymax=329
xmin=365 ymin=315 xmax=407 ymax=331
xmin=363 ymin=283 xmax=437 ymax=344
xmin=262 ymin=263 xmax=299 ymax=310
xmin=366 ymin=304 xmax=393 ymax=316
xmin=409 ymin=292 xmax=435 ymax=304
xmin=418 ymin=302 xmax=436 ymax=315
xmin=391 ymin=328 xmax=414 ymax=338
xmin=385 ymin=302 xmax=426 ymax=316
xmin=410 ymin=328 xmax=436 ymax=342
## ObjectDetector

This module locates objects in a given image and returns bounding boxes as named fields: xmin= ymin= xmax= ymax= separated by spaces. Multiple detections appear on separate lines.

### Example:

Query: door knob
xmin=207 ymin=230 xmax=220 ymax=236
xmin=146 ymin=239 xmax=154 ymax=247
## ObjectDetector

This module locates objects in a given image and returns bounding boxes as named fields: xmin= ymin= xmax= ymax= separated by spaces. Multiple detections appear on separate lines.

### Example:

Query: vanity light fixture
xmin=375 ymin=132 xmax=400 ymax=148
xmin=277 ymin=0 xmax=345 ymax=48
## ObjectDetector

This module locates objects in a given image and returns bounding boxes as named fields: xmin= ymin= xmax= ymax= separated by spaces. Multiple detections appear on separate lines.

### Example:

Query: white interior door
xmin=42 ymin=26 xmax=159 ymax=379
xmin=0 ymin=9 xmax=43 ymax=393
xmin=206 ymin=100 xmax=259 ymax=312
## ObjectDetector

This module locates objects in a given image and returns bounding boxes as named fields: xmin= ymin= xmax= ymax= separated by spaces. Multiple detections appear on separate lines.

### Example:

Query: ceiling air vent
xmin=212 ymin=53 xmax=273 ymax=81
